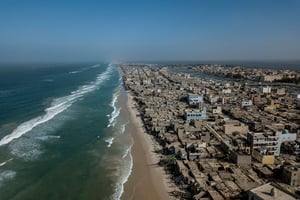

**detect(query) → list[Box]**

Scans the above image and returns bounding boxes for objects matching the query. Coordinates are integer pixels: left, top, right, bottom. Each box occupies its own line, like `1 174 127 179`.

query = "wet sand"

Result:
121 92 172 200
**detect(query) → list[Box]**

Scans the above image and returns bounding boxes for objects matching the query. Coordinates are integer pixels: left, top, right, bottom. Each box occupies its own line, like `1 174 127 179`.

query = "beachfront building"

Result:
185 108 206 121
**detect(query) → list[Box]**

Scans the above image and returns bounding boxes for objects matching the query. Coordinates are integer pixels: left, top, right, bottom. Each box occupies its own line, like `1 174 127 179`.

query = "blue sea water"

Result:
0 63 132 200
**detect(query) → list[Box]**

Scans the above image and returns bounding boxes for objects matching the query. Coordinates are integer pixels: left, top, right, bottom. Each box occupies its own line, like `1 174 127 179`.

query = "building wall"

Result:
252 150 275 164
282 166 299 186
229 151 251 167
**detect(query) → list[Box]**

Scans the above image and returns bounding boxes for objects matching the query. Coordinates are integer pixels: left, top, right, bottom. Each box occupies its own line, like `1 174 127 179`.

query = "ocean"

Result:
0 63 133 200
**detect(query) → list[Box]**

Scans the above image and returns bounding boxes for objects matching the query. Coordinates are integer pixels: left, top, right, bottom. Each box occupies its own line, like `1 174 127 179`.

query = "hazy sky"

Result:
0 0 299 62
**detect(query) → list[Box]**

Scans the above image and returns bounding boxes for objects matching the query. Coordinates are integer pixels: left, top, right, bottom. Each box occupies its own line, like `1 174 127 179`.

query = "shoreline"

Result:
120 91 172 200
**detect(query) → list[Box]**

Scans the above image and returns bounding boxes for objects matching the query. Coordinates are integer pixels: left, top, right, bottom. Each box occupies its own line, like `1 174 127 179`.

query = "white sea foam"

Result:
107 85 122 128
119 123 128 135
105 137 115 148
0 158 13 167
88 64 100 69
10 138 43 161
0 64 113 147
69 64 100 74
122 144 133 159
113 145 133 200
0 170 16 187
69 70 80 74
35 135 61 141
107 108 121 128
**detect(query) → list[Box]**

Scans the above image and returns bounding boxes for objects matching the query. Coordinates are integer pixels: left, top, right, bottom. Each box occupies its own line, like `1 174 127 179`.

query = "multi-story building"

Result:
247 130 297 156
185 107 206 121
282 165 300 186
188 94 204 105
241 100 253 107
262 86 272 94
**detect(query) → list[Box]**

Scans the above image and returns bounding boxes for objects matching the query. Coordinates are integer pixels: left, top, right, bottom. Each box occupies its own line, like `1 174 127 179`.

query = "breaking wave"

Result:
69 64 100 74
0 158 13 167
69 70 80 74
113 144 133 200
105 137 115 148
119 123 128 135
107 85 122 128
0 64 113 146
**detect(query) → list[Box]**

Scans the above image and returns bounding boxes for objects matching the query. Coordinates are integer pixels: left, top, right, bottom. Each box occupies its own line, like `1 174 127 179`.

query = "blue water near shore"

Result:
0 63 132 200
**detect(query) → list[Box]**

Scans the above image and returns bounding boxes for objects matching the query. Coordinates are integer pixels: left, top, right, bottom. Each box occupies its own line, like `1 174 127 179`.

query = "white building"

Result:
188 94 204 105
212 106 222 114
222 88 232 94
248 130 297 156
241 100 253 107
262 86 272 94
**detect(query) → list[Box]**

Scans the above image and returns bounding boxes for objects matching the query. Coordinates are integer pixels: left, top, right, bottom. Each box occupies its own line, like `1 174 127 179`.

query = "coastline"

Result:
120 91 172 200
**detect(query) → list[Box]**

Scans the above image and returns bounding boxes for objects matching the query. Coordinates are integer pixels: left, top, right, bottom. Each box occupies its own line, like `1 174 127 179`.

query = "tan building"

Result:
261 74 283 82
223 121 248 135
248 182 297 200
282 165 300 186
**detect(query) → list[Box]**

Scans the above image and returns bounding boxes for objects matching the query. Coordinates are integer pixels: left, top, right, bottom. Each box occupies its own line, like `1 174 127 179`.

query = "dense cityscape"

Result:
120 63 300 200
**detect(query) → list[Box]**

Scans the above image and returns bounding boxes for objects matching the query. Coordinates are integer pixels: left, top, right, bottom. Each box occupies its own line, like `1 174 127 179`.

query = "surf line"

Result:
0 64 113 146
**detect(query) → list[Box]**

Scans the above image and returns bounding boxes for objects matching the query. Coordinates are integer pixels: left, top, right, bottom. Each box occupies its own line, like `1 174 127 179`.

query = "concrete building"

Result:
261 74 283 82
188 94 204 105
282 165 300 186
276 88 285 95
222 88 231 94
252 150 275 165
212 106 222 114
262 86 272 94
185 108 206 121
247 130 297 156
248 182 297 200
251 94 261 105
229 151 252 167
223 121 249 135
241 100 253 107
206 95 219 104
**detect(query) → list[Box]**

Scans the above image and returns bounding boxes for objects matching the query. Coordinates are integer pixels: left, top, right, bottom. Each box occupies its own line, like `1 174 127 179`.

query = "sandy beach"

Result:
121 91 173 200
